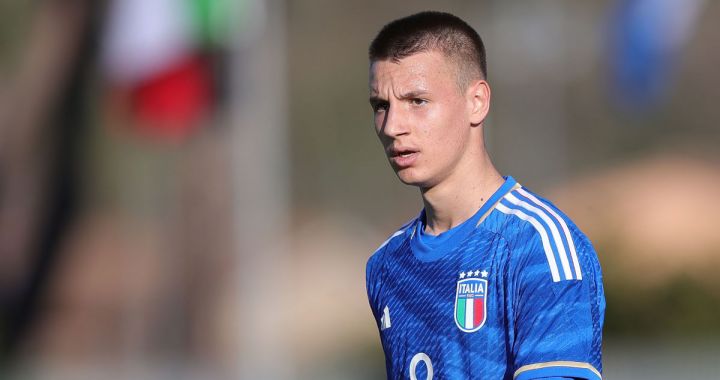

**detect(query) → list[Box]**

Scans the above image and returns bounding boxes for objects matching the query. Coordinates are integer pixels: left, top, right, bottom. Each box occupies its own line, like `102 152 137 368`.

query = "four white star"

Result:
458 269 490 278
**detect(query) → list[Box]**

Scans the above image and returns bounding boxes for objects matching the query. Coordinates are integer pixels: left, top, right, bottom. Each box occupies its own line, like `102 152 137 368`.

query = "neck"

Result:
420 148 503 235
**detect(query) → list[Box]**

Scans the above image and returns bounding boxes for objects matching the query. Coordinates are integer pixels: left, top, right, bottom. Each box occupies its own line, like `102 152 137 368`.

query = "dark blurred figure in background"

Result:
0 0 237 373
0 0 103 357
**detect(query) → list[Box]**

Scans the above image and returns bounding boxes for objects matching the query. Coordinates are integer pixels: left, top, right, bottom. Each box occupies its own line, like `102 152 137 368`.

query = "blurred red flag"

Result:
101 0 217 141
131 55 211 140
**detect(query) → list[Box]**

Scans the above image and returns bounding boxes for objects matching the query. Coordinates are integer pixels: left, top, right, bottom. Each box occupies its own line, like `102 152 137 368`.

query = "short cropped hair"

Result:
369 11 487 89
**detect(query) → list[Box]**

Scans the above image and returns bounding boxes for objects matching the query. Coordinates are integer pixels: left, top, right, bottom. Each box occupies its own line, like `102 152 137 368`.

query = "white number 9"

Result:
409 352 433 380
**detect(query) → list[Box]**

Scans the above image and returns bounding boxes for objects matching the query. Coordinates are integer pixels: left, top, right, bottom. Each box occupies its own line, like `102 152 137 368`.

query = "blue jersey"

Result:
366 176 605 380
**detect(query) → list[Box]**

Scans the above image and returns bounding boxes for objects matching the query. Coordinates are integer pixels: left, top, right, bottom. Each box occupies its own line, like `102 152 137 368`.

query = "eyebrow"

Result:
398 90 428 99
368 90 429 104
368 95 386 105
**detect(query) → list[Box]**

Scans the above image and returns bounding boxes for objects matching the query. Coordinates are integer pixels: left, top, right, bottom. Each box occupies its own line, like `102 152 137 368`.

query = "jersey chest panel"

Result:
377 230 514 379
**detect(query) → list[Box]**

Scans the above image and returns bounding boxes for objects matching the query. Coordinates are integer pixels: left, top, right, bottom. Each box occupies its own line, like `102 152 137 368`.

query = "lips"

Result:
387 145 419 168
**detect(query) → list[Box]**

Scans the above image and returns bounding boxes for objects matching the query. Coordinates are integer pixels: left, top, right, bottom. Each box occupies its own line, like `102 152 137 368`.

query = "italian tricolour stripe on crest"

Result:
454 278 487 332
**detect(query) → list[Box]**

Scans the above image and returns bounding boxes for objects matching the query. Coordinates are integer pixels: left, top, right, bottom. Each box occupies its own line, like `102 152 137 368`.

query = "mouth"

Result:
388 146 419 168
388 146 417 157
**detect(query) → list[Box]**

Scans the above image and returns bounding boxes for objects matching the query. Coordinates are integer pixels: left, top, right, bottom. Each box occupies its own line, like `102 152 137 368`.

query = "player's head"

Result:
368 12 492 189
369 11 487 91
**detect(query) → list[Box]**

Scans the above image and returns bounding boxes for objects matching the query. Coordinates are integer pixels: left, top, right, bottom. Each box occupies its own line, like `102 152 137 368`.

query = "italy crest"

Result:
454 271 488 332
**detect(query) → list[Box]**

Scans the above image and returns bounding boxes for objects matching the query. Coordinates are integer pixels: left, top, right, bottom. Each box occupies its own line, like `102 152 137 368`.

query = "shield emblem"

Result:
454 277 487 332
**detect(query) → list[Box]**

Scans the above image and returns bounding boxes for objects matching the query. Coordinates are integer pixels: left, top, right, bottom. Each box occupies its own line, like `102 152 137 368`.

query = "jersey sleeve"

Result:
510 231 605 380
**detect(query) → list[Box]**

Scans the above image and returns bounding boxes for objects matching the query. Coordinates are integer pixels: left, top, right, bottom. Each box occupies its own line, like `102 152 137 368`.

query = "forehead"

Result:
369 51 457 95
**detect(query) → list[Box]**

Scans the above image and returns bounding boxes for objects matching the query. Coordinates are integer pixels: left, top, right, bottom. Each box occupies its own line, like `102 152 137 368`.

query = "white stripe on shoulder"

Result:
516 188 582 280
505 192 574 280
375 228 407 252
496 202 561 282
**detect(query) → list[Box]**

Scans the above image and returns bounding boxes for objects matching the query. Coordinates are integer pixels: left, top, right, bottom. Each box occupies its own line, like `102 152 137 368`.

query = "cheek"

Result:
422 105 466 146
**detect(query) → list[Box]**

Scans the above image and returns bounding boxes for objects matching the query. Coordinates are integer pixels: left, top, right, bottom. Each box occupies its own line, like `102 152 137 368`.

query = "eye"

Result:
372 101 389 113
410 98 427 106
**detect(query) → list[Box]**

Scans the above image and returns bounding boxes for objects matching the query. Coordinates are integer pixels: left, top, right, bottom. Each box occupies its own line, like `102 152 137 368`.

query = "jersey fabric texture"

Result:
366 176 605 380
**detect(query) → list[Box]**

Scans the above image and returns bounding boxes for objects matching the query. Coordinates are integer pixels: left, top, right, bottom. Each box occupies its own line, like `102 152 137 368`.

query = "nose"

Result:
379 103 409 139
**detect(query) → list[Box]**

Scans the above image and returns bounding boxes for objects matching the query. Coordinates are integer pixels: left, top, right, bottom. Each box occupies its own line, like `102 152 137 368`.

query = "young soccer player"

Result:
366 11 605 380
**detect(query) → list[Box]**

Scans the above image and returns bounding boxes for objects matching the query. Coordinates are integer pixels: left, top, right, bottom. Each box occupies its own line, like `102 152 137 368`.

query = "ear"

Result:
467 79 491 126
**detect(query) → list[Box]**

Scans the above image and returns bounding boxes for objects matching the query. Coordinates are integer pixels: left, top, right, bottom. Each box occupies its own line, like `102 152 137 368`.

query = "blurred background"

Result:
1 0 719 379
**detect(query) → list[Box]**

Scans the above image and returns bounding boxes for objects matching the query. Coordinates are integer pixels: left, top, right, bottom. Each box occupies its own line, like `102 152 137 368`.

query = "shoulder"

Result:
492 186 596 283
367 216 416 273
366 216 417 307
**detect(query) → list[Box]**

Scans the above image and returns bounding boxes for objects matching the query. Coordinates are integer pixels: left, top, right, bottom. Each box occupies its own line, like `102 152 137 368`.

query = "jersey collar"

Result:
409 176 518 262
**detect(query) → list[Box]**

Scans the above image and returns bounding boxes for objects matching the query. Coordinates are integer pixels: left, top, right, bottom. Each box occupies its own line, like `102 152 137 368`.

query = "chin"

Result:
394 168 431 188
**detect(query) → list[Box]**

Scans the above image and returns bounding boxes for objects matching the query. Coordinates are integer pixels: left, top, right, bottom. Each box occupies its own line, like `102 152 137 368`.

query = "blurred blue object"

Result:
609 0 705 111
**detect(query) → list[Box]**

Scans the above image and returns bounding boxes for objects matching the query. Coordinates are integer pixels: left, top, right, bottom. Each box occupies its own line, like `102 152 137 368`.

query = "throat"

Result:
421 176 503 234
